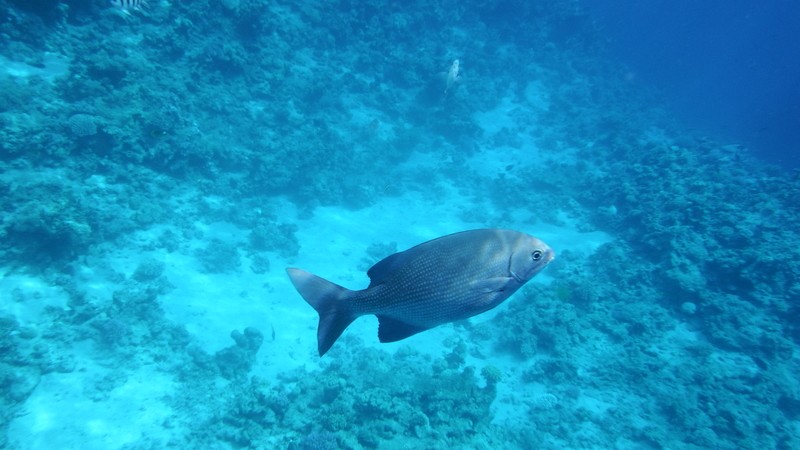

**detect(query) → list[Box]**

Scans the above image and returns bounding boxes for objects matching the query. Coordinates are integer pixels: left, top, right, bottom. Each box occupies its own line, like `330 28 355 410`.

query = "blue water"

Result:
1 1 798 449
583 0 800 168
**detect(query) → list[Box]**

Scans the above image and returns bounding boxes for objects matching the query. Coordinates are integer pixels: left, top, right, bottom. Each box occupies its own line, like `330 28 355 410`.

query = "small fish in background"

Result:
444 59 461 95
287 229 555 356
109 0 148 17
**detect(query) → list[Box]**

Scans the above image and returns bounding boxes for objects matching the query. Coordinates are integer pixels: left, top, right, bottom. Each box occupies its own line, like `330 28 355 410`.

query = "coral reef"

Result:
0 0 798 449
208 346 497 449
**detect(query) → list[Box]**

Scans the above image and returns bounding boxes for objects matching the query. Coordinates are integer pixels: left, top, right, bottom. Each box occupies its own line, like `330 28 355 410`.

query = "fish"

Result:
286 229 555 356
444 59 461 94
109 0 147 16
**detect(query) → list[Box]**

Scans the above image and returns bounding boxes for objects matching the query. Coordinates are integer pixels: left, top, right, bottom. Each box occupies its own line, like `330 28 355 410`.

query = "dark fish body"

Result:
287 229 555 356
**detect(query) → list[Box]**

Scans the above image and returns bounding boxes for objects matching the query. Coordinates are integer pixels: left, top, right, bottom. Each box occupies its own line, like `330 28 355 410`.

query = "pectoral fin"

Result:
469 277 513 293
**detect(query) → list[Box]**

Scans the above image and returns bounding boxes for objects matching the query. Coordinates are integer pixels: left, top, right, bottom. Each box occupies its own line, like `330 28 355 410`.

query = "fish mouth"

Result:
510 269 525 283
540 249 556 270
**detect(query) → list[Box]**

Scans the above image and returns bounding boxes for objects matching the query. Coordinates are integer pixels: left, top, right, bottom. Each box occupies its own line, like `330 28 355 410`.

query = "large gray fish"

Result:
286 229 555 356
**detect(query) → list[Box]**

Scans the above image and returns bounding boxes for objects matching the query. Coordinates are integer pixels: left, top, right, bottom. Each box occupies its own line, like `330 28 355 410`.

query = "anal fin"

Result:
377 316 430 343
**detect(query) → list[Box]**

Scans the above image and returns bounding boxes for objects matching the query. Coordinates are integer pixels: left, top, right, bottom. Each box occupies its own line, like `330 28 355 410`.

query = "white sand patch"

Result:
464 142 540 176
0 52 70 83
0 274 69 324
474 94 526 135
468 91 552 177
8 342 174 450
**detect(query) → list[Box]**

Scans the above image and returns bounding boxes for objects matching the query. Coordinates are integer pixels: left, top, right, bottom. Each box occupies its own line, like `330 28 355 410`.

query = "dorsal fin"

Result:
366 233 459 287
366 250 413 288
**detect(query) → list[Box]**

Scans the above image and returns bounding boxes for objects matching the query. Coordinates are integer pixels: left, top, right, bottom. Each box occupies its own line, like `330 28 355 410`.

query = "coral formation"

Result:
195 239 242 273
66 113 98 137
215 327 264 380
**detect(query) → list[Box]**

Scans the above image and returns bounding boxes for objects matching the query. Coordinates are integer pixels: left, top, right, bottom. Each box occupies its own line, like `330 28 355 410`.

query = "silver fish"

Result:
287 229 555 356
445 59 460 94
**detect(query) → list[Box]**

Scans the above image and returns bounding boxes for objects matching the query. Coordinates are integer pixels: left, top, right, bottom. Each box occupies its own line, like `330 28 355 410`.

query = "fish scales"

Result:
287 229 554 356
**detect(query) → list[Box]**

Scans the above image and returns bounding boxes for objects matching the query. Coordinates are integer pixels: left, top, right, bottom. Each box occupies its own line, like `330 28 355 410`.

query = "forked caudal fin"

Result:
286 268 357 356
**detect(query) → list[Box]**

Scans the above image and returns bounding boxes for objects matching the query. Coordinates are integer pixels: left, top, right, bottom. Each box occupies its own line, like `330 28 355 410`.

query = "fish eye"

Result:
531 250 543 261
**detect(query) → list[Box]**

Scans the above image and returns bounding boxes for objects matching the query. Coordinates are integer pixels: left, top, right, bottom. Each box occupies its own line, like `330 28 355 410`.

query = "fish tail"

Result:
286 268 357 356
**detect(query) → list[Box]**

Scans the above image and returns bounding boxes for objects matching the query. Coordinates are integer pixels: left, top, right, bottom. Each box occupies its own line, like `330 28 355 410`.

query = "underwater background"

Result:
1 1 798 449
